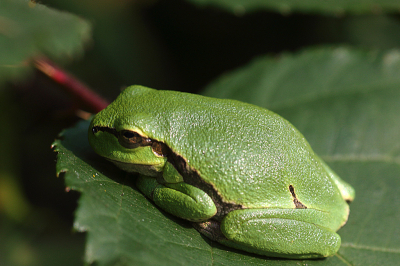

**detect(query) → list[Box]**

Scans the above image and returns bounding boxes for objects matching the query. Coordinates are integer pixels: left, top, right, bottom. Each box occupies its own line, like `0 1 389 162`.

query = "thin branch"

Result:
35 58 109 113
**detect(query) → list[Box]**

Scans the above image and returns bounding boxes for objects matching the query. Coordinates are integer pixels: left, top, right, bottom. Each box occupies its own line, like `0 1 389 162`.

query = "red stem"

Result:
35 58 109 113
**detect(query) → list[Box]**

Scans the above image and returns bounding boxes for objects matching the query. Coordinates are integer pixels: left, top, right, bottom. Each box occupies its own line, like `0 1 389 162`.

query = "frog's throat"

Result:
167 151 243 221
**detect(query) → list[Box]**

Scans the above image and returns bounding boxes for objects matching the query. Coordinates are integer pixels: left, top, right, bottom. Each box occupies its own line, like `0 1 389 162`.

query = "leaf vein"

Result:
335 252 353 266
341 243 400 254
322 154 400 166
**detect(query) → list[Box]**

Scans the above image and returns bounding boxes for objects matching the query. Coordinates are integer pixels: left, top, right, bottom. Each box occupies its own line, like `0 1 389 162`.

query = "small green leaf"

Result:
54 47 400 265
0 0 91 86
186 0 400 15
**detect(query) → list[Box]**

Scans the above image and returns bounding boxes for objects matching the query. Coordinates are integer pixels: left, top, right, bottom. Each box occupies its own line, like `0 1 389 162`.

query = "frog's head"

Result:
88 86 168 176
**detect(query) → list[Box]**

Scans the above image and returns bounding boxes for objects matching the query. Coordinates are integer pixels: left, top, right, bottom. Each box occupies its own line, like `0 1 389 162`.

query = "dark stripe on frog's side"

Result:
289 185 307 209
167 149 243 221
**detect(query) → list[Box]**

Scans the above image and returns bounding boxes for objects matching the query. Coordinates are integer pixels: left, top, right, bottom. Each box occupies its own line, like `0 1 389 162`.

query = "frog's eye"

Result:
118 130 146 149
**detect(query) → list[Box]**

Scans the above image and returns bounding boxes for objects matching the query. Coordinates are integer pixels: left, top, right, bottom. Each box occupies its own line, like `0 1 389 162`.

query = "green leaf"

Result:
0 0 91 86
54 47 400 265
186 0 400 15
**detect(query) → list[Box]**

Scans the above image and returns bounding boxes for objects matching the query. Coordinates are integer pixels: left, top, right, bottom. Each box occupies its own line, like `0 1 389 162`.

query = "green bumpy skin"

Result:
88 85 355 259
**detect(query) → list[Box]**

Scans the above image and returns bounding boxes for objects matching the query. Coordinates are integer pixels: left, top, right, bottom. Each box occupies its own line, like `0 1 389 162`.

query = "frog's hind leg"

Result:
210 208 341 259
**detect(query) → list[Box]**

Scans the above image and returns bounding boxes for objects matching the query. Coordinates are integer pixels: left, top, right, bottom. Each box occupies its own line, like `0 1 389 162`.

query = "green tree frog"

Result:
88 85 355 259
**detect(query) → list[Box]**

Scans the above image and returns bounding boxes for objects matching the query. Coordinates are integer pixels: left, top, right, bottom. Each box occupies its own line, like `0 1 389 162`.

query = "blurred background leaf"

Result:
2 0 400 265
0 0 91 86
186 0 400 15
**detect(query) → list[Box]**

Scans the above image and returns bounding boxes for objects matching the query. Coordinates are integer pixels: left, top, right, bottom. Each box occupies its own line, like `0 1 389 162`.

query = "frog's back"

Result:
121 86 347 222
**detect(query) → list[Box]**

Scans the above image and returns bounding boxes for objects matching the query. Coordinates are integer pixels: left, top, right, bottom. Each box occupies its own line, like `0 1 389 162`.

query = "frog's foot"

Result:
195 208 341 259
193 219 226 242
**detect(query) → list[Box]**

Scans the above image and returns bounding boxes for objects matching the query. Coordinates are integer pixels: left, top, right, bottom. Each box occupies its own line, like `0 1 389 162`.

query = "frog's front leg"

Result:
136 173 217 222
196 208 341 259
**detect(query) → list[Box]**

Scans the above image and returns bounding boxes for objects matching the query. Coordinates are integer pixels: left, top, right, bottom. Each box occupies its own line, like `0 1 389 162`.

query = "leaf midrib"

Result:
322 154 400 166
341 242 400 254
